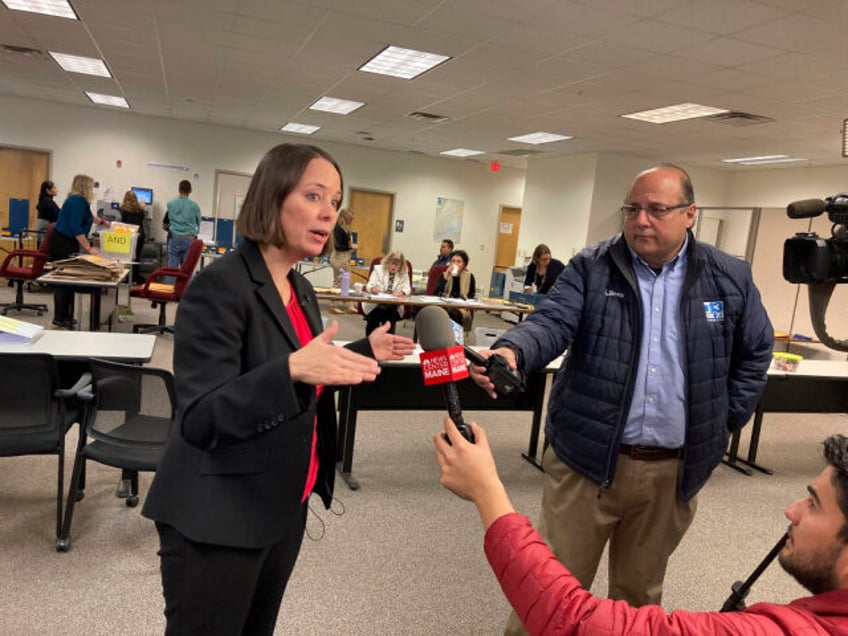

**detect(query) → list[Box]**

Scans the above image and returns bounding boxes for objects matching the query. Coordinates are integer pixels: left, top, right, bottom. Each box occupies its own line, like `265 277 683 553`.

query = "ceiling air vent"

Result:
704 111 774 126
495 148 547 157
407 111 451 124
1 44 45 58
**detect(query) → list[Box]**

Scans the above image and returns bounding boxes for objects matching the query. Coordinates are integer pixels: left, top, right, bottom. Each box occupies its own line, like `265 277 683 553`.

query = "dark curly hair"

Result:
824 434 848 542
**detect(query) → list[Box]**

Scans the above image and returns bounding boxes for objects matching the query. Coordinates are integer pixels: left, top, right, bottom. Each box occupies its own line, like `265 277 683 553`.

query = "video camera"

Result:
783 195 848 284
783 194 848 351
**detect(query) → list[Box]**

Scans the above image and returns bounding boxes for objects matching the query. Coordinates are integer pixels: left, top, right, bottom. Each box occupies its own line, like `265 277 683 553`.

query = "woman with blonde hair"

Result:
48 174 110 329
362 250 411 335
329 207 358 313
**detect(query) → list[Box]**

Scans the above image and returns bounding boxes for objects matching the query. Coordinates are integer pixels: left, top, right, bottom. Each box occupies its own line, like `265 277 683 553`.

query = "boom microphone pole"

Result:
719 532 789 612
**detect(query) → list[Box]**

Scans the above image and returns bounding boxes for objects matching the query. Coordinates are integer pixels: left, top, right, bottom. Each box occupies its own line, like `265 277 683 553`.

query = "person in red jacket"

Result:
434 419 848 635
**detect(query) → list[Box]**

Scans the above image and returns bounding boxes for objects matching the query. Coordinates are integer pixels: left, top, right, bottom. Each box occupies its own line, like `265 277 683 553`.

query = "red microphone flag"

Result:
419 345 468 386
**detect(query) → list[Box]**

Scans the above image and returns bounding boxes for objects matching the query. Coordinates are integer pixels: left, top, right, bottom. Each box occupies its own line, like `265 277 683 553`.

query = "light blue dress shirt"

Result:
622 237 689 449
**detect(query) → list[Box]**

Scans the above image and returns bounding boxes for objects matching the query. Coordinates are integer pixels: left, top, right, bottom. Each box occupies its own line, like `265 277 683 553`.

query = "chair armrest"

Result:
55 372 93 400
139 268 184 290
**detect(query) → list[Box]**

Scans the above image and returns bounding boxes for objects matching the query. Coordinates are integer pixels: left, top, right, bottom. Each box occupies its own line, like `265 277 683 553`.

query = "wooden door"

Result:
0 147 49 230
495 206 521 269
347 189 394 263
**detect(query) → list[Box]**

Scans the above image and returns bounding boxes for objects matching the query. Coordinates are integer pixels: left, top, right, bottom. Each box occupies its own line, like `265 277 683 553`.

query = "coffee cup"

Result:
451 265 459 276
353 282 364 293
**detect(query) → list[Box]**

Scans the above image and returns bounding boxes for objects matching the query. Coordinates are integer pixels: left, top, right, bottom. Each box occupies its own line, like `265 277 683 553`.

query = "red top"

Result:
285 292 322 502
484 512 848 635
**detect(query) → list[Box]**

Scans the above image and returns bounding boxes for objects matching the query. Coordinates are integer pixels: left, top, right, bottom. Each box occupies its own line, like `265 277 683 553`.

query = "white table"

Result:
724 358 848 475
0 330 156 363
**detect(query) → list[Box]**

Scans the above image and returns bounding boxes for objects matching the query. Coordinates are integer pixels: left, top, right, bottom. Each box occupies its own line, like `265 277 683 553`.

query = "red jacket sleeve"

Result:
483 513 841 635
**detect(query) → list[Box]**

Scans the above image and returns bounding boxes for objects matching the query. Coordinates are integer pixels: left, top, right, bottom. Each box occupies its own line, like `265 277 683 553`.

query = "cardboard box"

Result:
474 327 505 348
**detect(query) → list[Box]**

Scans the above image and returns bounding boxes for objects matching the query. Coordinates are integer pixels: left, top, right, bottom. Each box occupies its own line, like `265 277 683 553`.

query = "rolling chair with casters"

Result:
0 223 54 316
57 358 176 551
0 353 87 551
129 238 202 335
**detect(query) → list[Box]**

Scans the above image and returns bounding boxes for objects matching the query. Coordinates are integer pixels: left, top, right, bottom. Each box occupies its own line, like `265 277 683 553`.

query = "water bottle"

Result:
340 269 350 297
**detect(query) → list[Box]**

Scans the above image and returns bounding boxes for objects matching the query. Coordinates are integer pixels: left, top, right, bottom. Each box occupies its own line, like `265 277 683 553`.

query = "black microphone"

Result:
415 306 475 442
787 198 826 219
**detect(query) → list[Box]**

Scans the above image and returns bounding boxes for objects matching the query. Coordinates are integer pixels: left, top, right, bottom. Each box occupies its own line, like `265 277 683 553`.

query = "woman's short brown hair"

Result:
237 144 343 253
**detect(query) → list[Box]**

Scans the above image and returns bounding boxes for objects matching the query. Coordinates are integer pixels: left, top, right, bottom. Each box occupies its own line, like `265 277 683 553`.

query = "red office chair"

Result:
0 223 54 316
358 256 414 319
129 239 203 335
425 264 448 295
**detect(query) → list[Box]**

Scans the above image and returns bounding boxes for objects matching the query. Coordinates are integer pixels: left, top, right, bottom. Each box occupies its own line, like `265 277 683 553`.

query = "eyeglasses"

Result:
620 203 691 219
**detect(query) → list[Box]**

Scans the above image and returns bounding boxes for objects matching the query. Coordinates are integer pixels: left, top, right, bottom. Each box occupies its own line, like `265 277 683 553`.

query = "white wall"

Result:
728 164 848 207
519 153 597 263
0 95 525 279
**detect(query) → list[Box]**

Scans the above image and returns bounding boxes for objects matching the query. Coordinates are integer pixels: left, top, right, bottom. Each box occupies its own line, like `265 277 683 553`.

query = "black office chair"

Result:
58 358 175 551
0 353 86 550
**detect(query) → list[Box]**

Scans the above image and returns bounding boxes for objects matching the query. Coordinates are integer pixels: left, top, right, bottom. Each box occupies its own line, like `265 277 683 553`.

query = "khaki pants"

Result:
504 446 697 635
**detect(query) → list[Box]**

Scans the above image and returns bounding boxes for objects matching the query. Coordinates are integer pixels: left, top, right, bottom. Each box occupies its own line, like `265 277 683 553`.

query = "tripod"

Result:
720 532 789 612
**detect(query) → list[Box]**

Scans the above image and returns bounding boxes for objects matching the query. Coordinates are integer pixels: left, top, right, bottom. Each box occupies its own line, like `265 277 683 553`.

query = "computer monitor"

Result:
131 186 153 205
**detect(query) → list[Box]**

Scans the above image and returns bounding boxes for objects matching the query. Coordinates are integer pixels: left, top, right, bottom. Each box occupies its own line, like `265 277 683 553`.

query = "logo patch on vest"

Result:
604 289 624 299
703 301 724 322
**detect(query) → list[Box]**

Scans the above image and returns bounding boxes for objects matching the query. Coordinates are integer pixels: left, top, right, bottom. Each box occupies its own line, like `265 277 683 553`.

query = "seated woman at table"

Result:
523 243 565 295
434 249 476 331
362 250 411 336
48 174 111 330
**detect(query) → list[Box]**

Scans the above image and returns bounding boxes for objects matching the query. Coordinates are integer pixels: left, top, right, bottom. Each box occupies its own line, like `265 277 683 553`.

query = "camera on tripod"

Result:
783 194 848 351
784 194 848 284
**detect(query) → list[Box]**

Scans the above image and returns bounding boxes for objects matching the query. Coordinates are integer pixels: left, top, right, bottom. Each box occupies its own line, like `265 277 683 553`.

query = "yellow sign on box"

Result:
101 231 133 254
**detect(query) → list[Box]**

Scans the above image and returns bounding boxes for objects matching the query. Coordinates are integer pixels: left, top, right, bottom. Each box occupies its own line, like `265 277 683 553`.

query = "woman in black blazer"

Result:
142 144 415 635
523 243 566 295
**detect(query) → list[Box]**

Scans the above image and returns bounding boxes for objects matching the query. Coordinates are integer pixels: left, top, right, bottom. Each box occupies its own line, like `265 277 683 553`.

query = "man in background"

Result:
471 163 773 634
432 238 453 267
166 179 201 270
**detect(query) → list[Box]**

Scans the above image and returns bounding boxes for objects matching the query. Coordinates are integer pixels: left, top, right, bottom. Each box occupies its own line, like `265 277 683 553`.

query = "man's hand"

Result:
434 417 514 530
289 321 381 385
468 347 517 399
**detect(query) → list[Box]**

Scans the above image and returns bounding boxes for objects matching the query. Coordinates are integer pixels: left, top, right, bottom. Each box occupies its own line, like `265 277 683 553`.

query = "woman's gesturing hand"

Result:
289 321 381 386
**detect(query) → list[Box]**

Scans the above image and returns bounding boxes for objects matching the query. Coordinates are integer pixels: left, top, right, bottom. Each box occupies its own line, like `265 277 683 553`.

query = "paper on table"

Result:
409 295 443 304
0 315 44 343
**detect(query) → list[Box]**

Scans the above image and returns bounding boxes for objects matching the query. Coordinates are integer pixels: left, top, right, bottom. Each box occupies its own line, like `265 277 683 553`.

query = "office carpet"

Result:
0 282 842 634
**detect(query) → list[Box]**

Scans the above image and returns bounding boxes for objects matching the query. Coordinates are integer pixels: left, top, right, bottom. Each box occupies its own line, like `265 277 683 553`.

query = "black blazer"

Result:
523 258 566 295
142 240 373 548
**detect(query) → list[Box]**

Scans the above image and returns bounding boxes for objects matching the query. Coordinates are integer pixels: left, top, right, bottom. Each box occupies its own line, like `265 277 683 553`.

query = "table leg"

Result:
722 429 753 476
89 289 101 331
336 387 360 490
522 377 546 471
735 410 773 475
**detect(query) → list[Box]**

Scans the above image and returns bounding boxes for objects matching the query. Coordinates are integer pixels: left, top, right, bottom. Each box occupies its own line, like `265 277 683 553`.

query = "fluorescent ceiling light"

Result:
85 92 128 108
722 154 806 166
622 102 729 124
440 148 484 157
309 96 364 115
49 51 111 77
1 0 77 19
359 45 450 80
508 132 573 145
280 123 320 135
